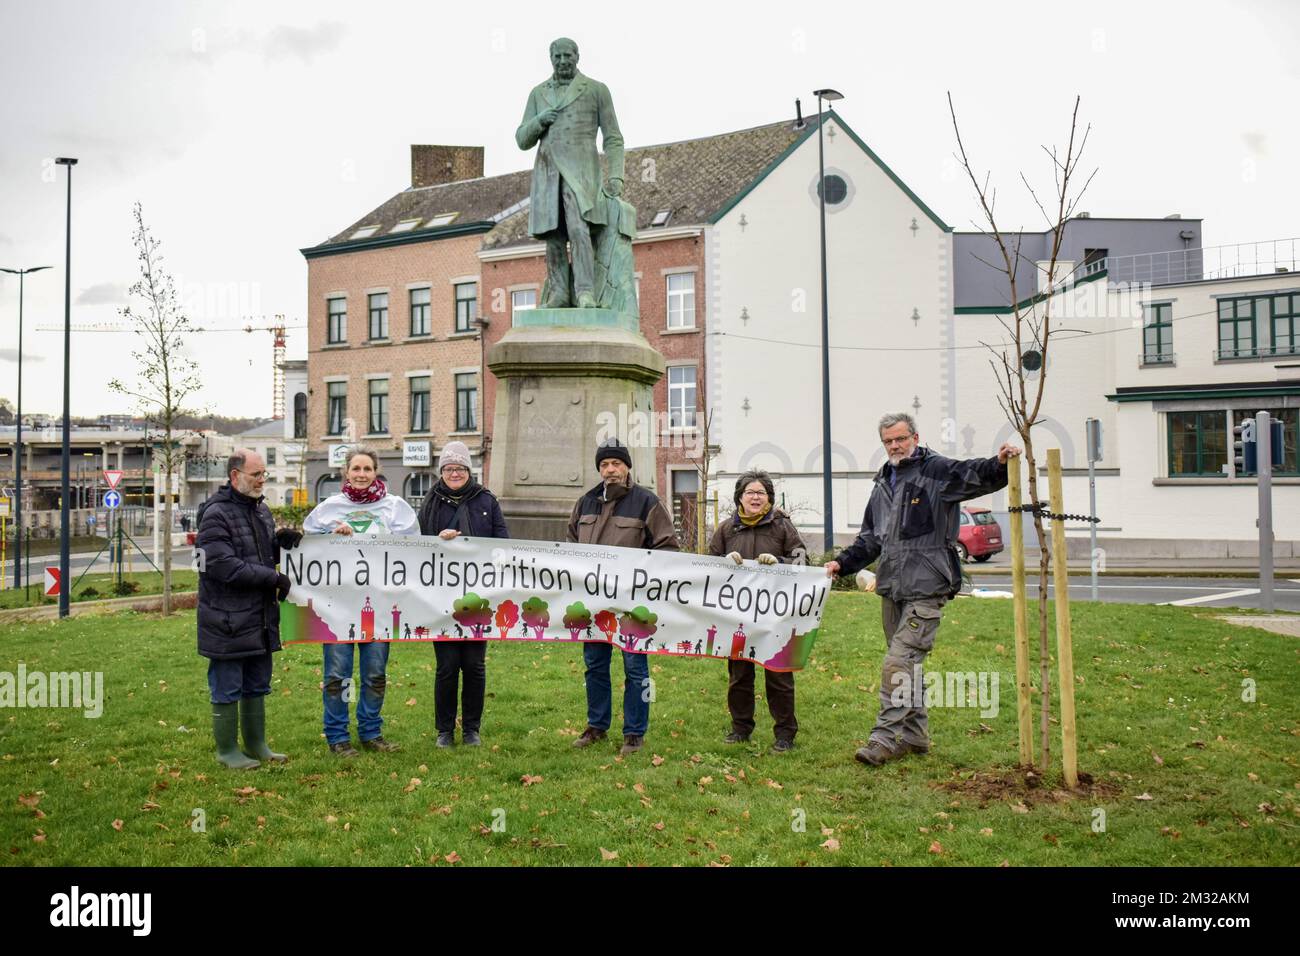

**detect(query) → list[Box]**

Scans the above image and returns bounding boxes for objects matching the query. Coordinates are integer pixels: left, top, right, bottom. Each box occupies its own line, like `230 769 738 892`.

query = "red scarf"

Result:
342 478 386 504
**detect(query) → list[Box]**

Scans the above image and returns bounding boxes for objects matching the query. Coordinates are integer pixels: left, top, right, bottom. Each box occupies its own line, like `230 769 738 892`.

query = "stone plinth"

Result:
487 309 665 541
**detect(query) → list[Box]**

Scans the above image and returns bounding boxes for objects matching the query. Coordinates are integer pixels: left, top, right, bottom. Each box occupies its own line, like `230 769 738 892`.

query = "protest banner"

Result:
280 534 829 671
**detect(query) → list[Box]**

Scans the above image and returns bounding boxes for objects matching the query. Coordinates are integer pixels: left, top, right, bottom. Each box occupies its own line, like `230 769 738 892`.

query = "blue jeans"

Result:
207 653 273 704
582 643 650 737
323 642 390 745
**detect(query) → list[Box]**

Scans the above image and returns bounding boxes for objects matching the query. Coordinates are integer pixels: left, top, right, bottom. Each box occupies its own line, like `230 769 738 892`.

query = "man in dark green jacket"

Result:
825 413 1020 766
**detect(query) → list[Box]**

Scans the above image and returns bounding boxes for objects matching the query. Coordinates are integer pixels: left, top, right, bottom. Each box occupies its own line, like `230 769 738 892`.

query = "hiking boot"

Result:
723 731 751 744
213 702 260 770
572 726 607 749
854 741 909 766
328 741 359 758
436 732 455 749
620 735 644 756
462 730 482 747
239 696 287 763
360 736 401 753
771 737 796 754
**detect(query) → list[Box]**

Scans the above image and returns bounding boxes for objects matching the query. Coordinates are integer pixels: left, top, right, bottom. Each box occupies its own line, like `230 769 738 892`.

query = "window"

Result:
1270 294 1299 356
972 512 998 525
455 373 478 432
405 472 433 505
293 392 307 439
389 219 421 233
409 287 431 337
368 292 389 340
349 225 379 240
1083 248 1109 274
818 174 848 204
666 273 695 329
327 298 346 344
368 378 389 435
265 447 276 466
1142 303 1174 364
1217 298 1255 358
429 213 457 227
326 382 347 436
409 376 431 433
511 289 537 325
671 469 699 496
668 366 697 429
455 282 478 333
1167 411 1227 477
1232 407 1299 476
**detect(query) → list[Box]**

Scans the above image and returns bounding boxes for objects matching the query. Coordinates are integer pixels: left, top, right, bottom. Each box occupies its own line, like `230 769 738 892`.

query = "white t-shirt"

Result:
303 493 419 537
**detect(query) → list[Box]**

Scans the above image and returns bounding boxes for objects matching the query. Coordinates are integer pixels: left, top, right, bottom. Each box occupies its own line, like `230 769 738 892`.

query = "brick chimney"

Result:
411 145 484 188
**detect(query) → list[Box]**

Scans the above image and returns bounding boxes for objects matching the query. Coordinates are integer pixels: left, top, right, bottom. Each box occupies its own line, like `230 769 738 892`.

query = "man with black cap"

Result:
567 438 679 754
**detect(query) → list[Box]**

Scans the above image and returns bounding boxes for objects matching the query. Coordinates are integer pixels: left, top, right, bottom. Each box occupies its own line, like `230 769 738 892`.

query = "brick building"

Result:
301 121 806 535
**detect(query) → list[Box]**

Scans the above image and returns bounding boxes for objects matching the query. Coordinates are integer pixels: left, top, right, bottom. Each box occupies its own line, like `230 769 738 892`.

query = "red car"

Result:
957 507 1003 562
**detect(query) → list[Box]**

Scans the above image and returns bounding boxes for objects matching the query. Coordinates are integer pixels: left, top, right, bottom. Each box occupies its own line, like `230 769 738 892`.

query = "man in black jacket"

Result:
825 413 1020 767
196 449 301 769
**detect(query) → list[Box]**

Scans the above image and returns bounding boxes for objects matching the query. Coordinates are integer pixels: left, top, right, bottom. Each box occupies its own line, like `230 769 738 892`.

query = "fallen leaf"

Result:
1257 802 1276 814
652 821 665 832
343 822 351 831
140 801 161 811
111 819 124 831
600 847 619 861
820 826 835 836
698 776 713 786
633 782 646 794
1010 802 1029 814
1134 793 1154 801
820 838 840 852
17 793 41 809
995 644 1005 653
444 851 461 864
1043 833 1058 845
1160 826 1181 838
765 779 784 790
651 754 665 767
325 814 339 823
928 840 943 854
1152 752 1164 766
723 774 737 784
1247 772 1259 782
520 774 543 787
234 786 257 797
405 698 417 707
33 830 46 843
980 828 993 836
403 778 421 794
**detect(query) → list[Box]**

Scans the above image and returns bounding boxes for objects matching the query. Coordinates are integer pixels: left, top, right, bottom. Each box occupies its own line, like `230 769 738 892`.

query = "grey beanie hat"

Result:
438 440 472 473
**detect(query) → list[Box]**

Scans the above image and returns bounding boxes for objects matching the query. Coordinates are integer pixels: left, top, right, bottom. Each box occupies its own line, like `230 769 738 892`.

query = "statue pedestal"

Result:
487 308 665 542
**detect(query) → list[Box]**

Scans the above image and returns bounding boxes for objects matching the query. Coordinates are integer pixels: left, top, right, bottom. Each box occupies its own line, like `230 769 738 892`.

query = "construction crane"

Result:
37 315 304 419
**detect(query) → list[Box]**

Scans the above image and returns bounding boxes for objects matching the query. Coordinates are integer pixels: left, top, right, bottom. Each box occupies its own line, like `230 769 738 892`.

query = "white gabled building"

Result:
706 109 958 544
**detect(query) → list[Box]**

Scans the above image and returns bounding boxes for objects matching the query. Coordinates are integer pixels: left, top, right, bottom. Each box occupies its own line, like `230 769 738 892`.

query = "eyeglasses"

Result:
442 467 470 476
881 436 913 447
742 490 767 497
238 469 267 480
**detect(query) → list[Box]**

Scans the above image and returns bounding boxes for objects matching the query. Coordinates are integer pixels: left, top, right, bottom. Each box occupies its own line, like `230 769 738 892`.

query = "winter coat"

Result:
708 507 807 563
417 482 510 539
834 446 1008 602
195 483 283 660
304 491 419 537
566 477 680 551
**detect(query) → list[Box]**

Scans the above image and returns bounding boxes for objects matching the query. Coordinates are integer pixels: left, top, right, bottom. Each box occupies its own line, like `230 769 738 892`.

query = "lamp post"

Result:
813 89 843 552
0 265 51 590
55 157 77 618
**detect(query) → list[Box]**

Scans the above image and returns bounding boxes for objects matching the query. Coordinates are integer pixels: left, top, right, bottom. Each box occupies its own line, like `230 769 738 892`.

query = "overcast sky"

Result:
1 0 1296 420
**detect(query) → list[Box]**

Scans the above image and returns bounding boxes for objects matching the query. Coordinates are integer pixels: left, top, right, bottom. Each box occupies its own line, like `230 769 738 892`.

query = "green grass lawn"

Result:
1 593 1296 866
0 571 197 611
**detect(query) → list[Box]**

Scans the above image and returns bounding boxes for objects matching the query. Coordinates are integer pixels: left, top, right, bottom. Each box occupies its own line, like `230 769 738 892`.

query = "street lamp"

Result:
0 264 51 589
813 88 843 552
55 156 77 619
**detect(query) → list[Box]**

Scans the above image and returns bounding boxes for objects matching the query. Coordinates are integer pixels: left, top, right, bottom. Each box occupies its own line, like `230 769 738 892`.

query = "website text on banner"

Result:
279 534 829 672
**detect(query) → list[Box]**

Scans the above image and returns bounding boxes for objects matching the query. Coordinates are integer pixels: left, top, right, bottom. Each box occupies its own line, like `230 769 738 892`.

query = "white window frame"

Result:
665 271 696 330
667 364 698 430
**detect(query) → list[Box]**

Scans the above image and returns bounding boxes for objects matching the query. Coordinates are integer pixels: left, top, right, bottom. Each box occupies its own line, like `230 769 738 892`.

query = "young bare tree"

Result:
110 202 201 615
948 94 1097 771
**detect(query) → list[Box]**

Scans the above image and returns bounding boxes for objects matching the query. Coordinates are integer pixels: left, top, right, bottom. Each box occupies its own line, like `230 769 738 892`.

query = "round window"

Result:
819 174 848 204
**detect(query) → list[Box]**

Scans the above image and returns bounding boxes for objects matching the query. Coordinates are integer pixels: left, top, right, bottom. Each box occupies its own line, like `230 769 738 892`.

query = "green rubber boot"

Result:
239 695 287 763
213 702 260 769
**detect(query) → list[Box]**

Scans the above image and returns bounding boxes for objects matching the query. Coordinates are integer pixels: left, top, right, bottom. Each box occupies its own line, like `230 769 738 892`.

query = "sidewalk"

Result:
964 555 1300 578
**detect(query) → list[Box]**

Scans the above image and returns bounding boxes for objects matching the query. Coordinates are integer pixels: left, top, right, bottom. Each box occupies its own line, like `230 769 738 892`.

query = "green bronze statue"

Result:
517 37 636 314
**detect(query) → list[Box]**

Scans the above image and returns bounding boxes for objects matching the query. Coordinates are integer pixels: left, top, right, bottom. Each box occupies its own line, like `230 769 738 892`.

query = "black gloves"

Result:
275 573 292 602
274 528 303 550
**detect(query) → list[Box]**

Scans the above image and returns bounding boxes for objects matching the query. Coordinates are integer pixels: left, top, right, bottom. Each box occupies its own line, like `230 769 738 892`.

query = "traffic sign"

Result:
103 469 123 490
44 566 61 596
0 498 10 518
103 490 122 509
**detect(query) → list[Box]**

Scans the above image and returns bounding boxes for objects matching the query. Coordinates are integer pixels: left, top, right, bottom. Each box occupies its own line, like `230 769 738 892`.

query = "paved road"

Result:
966 574 1300 612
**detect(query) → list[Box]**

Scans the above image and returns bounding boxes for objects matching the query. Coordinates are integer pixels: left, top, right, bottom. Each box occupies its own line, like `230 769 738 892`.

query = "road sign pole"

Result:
1257 410 1274 613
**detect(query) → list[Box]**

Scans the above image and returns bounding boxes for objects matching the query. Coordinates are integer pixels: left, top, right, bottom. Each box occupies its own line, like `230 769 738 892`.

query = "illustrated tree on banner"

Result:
594 609 617 643
452 593 493 639
618 606 658 650
563 602 593 640
495 599 520 639
521 597 550 639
